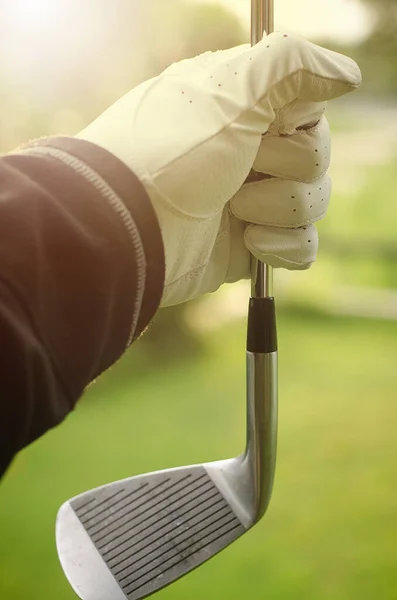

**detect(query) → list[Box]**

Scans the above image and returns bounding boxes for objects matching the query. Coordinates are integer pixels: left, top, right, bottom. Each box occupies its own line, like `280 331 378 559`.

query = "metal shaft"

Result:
251 0 274 45
246 0 278 521
250 0 274 298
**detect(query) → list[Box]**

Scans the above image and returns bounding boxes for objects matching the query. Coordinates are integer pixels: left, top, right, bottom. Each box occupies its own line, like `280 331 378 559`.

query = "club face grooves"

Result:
70 466 246 599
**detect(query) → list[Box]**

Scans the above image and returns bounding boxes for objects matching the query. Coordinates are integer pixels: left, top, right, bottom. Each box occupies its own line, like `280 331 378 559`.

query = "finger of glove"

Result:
255 33 361 103
268 100 328 135
252 116 331 182
245 223 318 270
268 99 327 135
231 171 331 228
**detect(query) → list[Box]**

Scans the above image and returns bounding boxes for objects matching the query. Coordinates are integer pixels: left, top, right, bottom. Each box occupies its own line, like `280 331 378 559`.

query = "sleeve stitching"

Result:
21 146 146 346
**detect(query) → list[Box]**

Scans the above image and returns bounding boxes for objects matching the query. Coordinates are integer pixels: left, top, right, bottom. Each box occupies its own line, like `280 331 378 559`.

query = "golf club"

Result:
55 2 278 599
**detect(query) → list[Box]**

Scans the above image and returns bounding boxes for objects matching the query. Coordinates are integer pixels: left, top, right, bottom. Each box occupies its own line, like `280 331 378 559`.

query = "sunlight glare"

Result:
6 0 65 30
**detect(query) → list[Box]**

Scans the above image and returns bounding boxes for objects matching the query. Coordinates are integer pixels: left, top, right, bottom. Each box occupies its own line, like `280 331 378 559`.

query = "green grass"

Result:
321 156 397 245
319 155 397 287
1 309 396 600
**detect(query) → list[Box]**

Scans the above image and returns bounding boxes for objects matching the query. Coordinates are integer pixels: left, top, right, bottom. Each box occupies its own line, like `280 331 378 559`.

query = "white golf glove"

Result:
78 32 361 307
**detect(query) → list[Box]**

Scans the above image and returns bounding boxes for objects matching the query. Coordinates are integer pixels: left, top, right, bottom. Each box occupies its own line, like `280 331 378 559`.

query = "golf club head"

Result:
56 347 277 600
56 458 259 600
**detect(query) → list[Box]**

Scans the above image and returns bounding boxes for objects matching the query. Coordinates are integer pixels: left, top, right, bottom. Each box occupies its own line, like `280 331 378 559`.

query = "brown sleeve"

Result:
0 137 165 476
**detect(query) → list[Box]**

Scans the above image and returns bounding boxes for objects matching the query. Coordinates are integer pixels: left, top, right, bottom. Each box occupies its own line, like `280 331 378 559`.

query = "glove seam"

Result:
273 102 325 135
164 221 230 291
163 264 206 293
146 175 225 222
241 171 328 186
231 210 326 228
246 170 327 182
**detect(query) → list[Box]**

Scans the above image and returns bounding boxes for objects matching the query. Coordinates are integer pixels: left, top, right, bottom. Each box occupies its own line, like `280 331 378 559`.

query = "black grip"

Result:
247 297 277 354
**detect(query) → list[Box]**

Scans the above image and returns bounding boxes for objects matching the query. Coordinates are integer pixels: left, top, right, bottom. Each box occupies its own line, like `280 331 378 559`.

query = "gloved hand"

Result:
78 32 361 307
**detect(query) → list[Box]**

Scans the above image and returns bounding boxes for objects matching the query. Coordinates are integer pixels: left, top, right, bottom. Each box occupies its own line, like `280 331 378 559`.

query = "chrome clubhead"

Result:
56 463 247 600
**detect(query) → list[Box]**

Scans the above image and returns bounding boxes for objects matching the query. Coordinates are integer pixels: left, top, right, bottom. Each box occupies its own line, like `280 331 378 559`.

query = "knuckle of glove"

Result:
244 223 319 270
254 116 332 181
230 174 331 229
268 101 328 136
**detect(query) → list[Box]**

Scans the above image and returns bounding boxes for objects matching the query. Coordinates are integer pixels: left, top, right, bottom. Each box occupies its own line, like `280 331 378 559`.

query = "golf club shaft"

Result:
246 0 278 520
250 0 274 298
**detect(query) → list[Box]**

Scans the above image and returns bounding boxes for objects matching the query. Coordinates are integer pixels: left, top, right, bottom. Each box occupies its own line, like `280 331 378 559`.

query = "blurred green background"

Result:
0 1 396 599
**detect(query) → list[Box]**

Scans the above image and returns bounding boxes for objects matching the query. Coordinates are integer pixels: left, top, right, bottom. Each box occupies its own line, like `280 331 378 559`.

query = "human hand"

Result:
78 32 361 306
